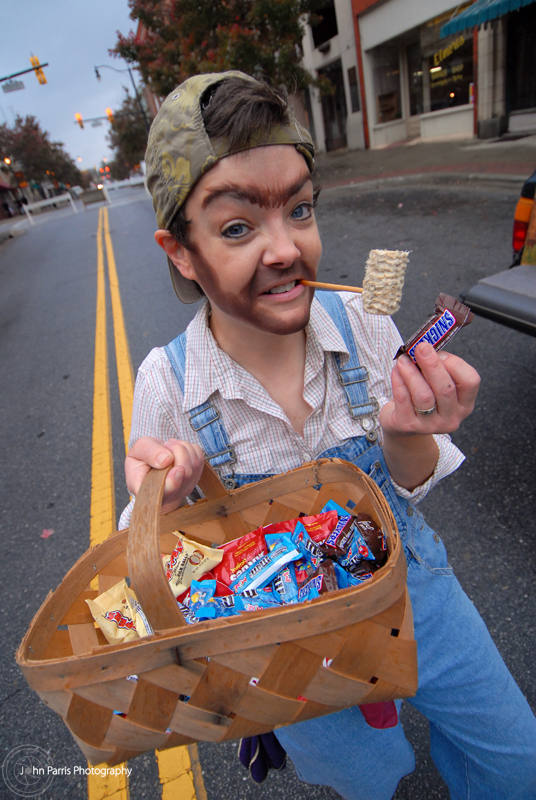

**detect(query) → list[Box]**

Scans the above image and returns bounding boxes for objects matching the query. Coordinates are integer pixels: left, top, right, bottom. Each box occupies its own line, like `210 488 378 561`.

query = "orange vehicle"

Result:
512 170 536 266
462 169 536 335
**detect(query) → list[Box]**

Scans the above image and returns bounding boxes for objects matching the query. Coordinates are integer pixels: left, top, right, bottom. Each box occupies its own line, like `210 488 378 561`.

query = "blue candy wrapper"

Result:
321 499 375 563
189 579 217 620
230 536 300 593
236 588 282 612
347 568 375 583
321 499 349 517
333 562 348 589
177 601 200 625
291 522 325 569
297 575 323 602
213 594 241 617
265 533 286 552
271 564 299 604
338 526 375 569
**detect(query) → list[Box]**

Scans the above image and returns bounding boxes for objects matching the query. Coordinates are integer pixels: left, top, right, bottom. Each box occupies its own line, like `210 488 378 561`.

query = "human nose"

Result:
261 220 301 268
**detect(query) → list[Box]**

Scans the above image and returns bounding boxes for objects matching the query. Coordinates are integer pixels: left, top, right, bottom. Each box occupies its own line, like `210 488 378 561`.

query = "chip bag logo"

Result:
189 549 204 566
104 609 135 630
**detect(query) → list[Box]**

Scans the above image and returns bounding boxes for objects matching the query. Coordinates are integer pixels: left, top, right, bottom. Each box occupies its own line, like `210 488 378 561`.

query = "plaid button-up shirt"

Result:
119 293 463 529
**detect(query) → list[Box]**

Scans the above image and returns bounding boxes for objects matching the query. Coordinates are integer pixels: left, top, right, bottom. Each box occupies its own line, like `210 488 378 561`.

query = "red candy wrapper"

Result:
263 510 338 544
213 529 267 587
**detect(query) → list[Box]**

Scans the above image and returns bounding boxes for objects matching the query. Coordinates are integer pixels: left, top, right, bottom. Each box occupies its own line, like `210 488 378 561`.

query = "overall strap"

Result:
315 291 379 442
164 333 238 476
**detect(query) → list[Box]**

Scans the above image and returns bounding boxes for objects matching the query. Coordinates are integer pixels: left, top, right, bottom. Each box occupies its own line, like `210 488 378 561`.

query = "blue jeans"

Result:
266 441 536 800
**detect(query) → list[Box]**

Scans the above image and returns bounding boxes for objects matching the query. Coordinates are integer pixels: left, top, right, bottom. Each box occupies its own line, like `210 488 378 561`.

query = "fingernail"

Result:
398 354 411 366
156 453 169 467
438 352 449 361
418 342 434 357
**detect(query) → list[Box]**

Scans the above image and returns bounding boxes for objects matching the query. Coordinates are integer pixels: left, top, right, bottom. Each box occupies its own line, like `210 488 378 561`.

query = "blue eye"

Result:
291 203 313 220
222 222 248 238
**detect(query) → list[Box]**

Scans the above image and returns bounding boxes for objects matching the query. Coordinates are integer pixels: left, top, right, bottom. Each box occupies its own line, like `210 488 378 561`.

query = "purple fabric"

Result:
239 732 287 784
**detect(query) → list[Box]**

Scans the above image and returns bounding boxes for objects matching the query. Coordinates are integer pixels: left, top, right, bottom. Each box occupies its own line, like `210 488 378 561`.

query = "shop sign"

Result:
433 34 465 66
2 80 25 94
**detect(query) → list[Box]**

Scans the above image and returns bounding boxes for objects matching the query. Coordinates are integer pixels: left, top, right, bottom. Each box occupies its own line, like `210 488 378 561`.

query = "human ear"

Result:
154 230 197 281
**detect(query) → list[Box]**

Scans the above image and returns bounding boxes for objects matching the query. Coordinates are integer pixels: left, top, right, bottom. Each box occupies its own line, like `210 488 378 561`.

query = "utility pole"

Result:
94 62 150 134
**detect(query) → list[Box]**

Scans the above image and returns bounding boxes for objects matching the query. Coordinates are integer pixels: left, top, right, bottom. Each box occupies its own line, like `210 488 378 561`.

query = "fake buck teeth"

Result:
268 281 296 294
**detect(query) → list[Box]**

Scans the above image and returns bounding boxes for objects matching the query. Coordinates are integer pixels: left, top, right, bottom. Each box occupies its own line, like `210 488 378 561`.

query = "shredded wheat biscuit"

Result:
362 250 409 315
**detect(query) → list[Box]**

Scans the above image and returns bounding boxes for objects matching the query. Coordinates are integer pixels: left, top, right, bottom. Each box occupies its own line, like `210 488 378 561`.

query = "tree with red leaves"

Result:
0 116 83 186
112 0 327 99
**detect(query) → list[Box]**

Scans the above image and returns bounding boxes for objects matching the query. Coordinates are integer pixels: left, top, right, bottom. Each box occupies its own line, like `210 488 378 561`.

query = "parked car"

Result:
461 170 536 336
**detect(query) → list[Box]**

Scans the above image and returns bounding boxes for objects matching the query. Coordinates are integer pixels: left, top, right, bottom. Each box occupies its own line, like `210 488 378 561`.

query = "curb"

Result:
322 171 526 193
0 220 28 243
0 227 28 244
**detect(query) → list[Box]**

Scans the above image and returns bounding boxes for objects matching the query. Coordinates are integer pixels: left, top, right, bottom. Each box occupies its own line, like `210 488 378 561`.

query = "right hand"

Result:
125 437 205 514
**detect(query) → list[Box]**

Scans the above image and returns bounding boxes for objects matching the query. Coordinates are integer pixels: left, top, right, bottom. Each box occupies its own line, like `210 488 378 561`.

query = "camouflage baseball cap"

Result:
145 71 315 303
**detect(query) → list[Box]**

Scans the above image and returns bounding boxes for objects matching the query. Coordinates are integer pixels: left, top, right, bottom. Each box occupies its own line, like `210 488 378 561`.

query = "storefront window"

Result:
372 44 401 124
318 60 348 150
506 3 536 112
420 11 473 111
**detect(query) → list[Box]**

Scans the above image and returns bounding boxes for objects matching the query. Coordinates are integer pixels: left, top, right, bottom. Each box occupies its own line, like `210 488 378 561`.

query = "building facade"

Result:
301 0 366 151
302 0 536 151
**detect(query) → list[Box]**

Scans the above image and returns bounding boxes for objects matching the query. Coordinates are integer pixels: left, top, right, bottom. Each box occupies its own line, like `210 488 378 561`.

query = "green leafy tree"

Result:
106 89 149 177
112 0 329 98
0 116 83 186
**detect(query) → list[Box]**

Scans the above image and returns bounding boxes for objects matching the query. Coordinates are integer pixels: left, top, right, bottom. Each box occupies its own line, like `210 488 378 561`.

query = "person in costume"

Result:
119 72 536 800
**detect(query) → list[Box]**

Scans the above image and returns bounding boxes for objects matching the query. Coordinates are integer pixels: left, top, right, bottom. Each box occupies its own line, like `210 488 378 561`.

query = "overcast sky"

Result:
1 0 140 173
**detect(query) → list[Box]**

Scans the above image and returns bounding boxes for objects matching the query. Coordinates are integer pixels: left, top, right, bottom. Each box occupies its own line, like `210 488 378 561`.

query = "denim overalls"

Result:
165 292 536 800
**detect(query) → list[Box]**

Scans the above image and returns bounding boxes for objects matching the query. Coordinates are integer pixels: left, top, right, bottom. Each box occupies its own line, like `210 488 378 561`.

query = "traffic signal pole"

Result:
94 63 150 134
0 63 49 84
73 110 145 128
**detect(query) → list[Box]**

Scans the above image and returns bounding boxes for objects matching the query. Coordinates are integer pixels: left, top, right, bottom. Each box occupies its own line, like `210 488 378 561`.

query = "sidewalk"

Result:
0 214 27 244
314 133 536 191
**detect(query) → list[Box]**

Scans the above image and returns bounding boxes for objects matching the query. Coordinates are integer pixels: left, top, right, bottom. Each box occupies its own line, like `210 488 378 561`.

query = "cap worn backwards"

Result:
145 71 315 303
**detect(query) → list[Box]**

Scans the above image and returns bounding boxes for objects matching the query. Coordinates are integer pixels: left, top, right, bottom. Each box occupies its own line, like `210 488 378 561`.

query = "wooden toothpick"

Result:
300 280 363 294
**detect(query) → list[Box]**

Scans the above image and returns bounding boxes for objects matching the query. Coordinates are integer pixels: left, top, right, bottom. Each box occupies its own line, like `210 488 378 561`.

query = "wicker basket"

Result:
17 459 417 767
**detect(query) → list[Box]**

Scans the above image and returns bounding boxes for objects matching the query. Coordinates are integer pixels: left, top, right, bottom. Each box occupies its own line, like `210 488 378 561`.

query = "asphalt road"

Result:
0 182 534 800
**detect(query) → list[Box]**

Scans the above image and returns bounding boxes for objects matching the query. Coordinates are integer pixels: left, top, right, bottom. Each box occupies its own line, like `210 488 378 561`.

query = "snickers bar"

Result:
395 293 473 364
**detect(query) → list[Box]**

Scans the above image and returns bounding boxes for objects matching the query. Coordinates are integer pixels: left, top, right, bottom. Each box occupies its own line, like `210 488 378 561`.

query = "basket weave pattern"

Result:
17 459 417 766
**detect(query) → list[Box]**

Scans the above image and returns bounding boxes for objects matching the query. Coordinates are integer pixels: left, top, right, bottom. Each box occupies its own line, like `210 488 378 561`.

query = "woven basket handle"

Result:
127 462 230 632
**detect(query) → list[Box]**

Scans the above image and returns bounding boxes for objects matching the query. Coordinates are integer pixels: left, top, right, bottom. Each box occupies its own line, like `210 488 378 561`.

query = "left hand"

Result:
379 341 481 437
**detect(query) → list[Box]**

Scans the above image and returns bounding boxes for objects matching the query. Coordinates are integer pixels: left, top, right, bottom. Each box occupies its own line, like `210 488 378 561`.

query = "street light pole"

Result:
94 62 151 134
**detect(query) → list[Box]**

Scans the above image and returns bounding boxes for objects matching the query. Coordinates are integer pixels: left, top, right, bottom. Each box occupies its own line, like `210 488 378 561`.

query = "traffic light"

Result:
29 55 47 85
75 113 84 129
105 108 115 125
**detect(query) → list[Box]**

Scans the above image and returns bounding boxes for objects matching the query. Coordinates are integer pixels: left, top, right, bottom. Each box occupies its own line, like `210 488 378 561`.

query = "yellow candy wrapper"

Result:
162 532 223 598
86 579 153 645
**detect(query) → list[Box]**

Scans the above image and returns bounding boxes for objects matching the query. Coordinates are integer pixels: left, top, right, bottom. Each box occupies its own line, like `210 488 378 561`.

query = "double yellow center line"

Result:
88 206 206 800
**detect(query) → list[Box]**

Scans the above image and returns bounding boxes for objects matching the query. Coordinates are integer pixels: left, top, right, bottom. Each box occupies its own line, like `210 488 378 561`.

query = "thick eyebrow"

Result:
201 173 312 210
